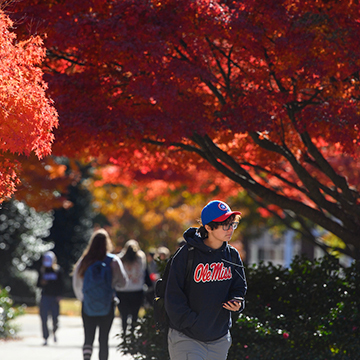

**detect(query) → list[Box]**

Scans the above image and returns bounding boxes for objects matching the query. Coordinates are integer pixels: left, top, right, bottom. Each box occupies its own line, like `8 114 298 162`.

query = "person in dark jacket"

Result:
37 251 65 345
165 200 247 360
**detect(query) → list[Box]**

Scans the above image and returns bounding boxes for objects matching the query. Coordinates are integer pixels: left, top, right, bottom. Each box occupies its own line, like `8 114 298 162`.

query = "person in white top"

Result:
116 239 147 336
72 228 128 360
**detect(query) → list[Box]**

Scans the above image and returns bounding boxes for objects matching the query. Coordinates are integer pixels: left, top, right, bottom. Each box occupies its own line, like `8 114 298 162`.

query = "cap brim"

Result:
212 211 241 222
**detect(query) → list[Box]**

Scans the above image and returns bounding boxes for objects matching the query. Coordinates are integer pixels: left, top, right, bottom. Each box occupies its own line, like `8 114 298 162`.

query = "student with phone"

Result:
165 200 247 360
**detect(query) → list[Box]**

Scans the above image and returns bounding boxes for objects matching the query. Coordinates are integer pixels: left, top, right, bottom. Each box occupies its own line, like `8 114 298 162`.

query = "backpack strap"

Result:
224 245 244 268
185 246 195 285
155 245 194 298
230 246 237 264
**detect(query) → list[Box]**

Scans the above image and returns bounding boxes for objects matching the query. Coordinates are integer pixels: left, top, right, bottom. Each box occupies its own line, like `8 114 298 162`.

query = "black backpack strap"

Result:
230 246 237 264
185 246 195 284
155 245 194 298
226 245 245 268
155 258 172 298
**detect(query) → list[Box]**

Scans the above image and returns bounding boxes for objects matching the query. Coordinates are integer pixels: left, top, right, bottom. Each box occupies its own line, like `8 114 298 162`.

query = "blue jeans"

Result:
39 295 59 340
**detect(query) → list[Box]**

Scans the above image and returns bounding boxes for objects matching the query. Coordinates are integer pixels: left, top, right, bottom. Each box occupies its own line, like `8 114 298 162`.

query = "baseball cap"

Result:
42 251 55 267
201 200 241 226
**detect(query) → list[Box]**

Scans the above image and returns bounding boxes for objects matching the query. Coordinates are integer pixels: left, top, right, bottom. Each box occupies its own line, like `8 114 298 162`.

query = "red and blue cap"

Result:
201 200 241 226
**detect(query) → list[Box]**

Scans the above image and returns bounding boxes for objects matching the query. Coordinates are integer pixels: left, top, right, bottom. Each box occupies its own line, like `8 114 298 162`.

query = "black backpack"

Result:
153 245 240 332
153 246 194 332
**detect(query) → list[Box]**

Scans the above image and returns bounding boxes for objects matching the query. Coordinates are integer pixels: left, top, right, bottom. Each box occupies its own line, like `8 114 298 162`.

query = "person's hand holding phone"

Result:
222 298 243 312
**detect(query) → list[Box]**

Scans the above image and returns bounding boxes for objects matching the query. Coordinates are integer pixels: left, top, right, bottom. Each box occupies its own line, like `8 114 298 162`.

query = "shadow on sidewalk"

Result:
1 314 133 360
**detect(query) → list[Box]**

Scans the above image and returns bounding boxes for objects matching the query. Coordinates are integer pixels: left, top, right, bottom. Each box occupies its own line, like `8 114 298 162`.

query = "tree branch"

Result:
189 133 359 251
248 131 358 230
300 131 358 207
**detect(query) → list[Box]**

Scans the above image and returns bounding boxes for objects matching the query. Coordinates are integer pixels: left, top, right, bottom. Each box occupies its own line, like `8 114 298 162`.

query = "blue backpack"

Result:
83 254 114 316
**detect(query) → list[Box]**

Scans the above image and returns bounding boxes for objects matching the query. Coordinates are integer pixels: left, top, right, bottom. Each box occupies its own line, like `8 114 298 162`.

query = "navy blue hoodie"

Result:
165 227 247 342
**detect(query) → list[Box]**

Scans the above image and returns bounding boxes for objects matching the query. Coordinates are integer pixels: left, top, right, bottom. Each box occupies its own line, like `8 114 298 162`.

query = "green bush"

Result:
120 255 360 359
0 287 25 339
119 308 169 360
230 255 360 359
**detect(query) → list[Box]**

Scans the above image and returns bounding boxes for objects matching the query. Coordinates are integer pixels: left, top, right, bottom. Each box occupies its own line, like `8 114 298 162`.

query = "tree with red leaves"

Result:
0 8 58 200
8 0 360 258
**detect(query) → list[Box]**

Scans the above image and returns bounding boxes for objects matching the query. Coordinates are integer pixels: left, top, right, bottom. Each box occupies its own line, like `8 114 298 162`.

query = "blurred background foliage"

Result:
0 156 349 308
0 158 254 304
0 199 53 305
0 287 25 339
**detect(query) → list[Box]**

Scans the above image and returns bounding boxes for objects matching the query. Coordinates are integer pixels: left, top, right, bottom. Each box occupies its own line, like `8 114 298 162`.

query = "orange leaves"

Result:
9 0 357 159
0 21 58 157
12 155 73 212
7 0 360 152
0 10 58 201
4 0 360 235
0 155 20 200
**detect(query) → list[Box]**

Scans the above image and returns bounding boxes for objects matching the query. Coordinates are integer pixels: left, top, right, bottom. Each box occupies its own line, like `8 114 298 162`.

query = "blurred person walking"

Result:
157 246 170 261
72 229 128 360
37 251 64 346
146 248 158 281
144 248 158 307
116 239 149 336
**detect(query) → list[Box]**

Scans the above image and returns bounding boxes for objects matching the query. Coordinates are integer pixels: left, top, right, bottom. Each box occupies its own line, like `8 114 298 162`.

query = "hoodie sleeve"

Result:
164 246 198 330
111 256 129 290
72 261 84 301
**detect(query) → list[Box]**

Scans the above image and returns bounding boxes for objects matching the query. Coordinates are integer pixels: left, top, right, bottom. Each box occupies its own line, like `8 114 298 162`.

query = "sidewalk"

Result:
1 314 134 360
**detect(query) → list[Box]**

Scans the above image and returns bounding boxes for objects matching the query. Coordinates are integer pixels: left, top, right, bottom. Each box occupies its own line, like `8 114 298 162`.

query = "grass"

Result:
25 298 82 316
24 298 141 317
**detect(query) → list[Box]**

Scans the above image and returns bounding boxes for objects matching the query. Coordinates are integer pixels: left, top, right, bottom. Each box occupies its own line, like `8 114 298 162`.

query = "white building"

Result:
246 230 326 267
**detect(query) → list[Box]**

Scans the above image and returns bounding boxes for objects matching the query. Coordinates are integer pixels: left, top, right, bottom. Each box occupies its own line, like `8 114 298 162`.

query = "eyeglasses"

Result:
222 222 239 231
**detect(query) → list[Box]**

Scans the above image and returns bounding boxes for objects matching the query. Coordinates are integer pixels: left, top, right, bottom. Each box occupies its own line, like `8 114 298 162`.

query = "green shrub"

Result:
230 255 360 359
120 255 360 359
119 308 169 360
0 287 25 339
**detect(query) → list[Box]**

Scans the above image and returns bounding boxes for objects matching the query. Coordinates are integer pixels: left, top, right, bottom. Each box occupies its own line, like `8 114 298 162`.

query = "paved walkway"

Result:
1 314 134 360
